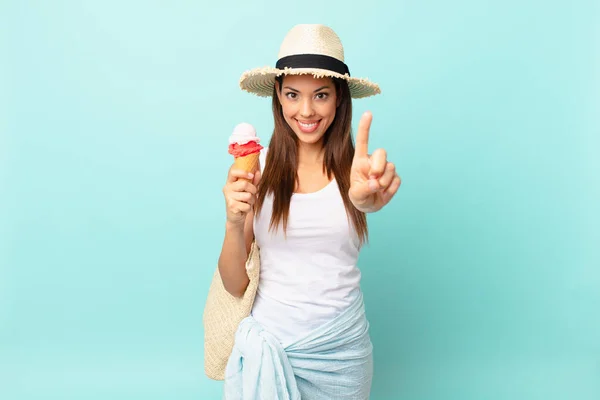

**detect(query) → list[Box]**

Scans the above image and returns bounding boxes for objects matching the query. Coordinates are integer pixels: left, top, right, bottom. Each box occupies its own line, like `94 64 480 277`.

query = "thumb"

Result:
350 178 379 202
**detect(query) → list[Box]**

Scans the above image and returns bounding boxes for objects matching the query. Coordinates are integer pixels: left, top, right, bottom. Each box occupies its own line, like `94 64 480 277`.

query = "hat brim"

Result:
239 67 381 99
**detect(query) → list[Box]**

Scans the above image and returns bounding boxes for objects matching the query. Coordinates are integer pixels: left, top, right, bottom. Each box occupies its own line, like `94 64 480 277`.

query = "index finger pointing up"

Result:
355 111 372 157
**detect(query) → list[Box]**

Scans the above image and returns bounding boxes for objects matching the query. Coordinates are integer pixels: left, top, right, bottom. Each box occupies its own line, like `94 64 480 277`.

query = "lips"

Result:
295 119 321 133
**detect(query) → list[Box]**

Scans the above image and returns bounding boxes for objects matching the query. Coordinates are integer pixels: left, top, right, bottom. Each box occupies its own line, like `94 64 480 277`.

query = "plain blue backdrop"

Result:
2 0 599 399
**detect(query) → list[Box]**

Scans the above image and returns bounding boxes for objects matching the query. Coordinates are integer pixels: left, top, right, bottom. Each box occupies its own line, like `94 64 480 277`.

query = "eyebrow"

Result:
283 85 331 93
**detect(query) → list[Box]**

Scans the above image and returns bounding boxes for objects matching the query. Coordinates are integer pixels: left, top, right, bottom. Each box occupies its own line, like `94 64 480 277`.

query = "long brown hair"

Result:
255 75 368 246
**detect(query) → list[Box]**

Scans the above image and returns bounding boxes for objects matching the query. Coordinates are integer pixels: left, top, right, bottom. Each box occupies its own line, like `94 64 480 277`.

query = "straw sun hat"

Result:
239 24 381 99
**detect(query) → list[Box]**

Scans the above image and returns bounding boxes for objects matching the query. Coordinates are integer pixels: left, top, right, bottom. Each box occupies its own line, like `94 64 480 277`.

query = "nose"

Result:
299 98 314 118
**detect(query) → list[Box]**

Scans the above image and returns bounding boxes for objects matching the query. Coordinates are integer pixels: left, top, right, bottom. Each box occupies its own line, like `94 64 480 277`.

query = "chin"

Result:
293 129 325 144
298 135 324 146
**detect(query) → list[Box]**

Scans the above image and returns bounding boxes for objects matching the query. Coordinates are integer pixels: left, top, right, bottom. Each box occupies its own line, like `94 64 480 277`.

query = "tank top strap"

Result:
259 147 268 174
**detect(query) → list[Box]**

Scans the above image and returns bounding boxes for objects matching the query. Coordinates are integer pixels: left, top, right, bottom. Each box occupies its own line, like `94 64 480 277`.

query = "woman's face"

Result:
276 75 339 147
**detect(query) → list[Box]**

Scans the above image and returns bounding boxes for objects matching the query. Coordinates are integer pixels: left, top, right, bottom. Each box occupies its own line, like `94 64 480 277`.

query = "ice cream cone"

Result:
228 123 262 182
233 152 260 182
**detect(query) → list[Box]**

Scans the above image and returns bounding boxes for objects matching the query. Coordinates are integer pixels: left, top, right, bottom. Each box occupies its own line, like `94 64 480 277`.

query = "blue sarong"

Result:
223 291 373 399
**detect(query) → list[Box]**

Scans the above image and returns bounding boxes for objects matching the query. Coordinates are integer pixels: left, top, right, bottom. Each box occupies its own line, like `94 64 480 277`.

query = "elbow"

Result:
217 257 250 299
218 268 250 298
223 280 249 299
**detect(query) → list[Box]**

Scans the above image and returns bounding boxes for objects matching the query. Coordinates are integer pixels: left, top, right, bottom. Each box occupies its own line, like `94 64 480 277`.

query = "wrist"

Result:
225 220 245 232
353 203 379 213
351 199 382 213
349 193 377 213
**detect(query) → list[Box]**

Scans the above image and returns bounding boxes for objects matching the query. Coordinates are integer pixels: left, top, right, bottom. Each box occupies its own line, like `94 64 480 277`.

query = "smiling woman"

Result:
210 24 402 399
257 72 364 232
277 75 339 139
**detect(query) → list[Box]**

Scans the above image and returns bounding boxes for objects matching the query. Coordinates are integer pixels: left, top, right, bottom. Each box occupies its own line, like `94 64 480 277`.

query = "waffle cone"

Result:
233 152 260 181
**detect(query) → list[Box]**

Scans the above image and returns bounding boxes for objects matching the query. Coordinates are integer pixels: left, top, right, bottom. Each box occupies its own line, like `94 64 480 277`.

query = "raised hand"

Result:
349 111 401 213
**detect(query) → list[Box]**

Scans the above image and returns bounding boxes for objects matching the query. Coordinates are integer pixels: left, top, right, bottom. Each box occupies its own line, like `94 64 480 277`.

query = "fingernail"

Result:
369 180 378 191
248 173 254 178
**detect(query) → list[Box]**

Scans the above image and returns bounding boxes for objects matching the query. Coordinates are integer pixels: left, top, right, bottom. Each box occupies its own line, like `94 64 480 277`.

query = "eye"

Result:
285 92 297 99
315 92 329 100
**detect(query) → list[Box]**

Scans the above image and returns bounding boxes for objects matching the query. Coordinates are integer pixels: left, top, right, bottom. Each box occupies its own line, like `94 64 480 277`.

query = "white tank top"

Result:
251 147 362 347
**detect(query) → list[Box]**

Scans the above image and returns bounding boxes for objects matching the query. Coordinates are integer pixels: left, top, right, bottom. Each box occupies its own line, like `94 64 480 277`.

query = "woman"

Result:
218 24 401 399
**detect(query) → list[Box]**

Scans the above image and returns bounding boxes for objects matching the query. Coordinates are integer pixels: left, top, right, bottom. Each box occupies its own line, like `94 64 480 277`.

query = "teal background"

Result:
2 0 599 399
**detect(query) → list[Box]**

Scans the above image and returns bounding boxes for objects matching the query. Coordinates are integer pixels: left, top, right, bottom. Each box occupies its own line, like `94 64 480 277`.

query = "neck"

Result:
297 140 325 166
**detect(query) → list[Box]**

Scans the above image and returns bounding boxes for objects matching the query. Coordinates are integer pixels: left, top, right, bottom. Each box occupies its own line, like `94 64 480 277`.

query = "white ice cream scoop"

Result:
229 122 260 145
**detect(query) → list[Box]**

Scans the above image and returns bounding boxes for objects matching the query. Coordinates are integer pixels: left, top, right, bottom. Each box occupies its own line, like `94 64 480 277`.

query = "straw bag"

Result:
203 240 260 380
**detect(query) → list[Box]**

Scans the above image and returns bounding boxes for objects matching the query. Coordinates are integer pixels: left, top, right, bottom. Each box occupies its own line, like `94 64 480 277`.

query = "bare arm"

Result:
218 167 261 297
217 209 255 297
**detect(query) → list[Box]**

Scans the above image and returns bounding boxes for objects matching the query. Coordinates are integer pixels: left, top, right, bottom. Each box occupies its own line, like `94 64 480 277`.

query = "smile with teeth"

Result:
296 119 321 133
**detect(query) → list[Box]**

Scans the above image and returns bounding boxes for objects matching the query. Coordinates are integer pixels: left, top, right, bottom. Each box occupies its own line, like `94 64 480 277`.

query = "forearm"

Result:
217 222 250 297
